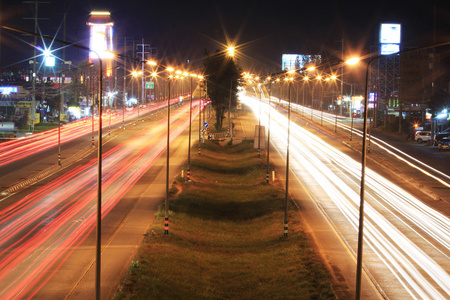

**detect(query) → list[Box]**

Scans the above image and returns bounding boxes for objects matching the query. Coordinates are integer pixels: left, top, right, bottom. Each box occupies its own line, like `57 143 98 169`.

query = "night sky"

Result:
2 0 450 73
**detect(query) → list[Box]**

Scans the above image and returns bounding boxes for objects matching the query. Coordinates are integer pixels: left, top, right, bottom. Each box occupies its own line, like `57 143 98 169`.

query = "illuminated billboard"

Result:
381 43 400 55
380 24 401 44
87 12 114 60
282 54 321 71
380 23 401 55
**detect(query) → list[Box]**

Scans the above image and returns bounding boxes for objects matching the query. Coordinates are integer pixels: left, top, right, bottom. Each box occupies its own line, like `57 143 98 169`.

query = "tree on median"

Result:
203 49 241 130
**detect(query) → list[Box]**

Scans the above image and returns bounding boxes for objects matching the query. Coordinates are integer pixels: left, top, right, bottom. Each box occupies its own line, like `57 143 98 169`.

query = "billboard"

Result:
380 44 400 55
282 54 321 71
380 24 401 44
87 12 114 60
380 23 401 55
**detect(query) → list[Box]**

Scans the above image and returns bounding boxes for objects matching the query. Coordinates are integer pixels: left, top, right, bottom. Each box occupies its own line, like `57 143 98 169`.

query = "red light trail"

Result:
0 101 201 298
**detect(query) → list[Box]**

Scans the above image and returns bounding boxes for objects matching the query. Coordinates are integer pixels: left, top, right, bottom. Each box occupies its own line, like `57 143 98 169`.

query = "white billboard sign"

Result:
380 23 401 44
380 43 400 55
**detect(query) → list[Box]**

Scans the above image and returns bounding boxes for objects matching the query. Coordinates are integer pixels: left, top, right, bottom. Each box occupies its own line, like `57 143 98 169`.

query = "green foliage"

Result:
203 50 242 130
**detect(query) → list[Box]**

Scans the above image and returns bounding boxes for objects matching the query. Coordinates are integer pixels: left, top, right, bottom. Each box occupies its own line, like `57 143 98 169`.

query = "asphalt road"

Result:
0 100 202 299
238 95 449 300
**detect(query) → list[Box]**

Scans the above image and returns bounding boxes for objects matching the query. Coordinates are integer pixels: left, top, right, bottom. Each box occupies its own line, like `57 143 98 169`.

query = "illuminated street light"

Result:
227 46 235 57
346 57 360 65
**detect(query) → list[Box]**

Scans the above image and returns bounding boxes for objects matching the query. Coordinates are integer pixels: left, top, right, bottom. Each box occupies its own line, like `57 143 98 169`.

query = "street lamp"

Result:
58 72 64 166
132 70 143 122
284 76 294 237
227 46 235 57
187 73 198 182
266 77 272 183
256 76 262 157
198 78 203 155
165 68 174 235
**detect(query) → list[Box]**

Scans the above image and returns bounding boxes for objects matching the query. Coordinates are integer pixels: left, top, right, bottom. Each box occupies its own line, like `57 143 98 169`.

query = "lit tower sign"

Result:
380 23 401 55
87 11 114 65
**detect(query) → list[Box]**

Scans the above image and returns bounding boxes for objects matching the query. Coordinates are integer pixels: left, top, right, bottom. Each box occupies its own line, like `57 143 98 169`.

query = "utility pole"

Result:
136 39 156 106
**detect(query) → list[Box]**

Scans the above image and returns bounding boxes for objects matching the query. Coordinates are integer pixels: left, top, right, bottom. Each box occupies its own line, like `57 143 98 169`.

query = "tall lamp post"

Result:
257 78 262 157
165 68 174 235
198 79 203 155
266 77 272 183
186 73 197 182
227 47 235 142
284 75 294 237
58 73 64 165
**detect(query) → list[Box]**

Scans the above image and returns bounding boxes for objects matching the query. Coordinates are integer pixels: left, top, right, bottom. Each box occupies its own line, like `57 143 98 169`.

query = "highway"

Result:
0 99 203 298
242 94 450 299
0 100 175 168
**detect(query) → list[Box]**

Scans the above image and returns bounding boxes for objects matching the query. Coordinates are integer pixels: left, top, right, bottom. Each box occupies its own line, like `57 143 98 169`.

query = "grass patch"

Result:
114 140 336 300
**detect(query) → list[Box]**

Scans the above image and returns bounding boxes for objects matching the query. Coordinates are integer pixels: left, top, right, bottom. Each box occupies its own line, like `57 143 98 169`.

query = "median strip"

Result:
114 139 336 299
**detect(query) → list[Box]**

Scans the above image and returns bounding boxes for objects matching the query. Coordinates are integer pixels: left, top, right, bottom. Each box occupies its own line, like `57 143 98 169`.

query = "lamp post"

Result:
91 68 95 147
284 76 293 237
229 78 233 141
187 74 197 182
332 76 338 133
165 68 174 235
58 72 63 166
256 77 261 157
350 100 354 141
198 79 202 155
302 76 308 117
266 77 272 183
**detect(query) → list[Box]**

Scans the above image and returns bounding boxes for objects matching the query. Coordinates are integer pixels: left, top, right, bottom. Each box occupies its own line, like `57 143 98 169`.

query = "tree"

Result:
203 49 241 130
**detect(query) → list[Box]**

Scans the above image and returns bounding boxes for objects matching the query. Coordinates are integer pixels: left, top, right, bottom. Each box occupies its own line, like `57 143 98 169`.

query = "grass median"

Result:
114 139 336 300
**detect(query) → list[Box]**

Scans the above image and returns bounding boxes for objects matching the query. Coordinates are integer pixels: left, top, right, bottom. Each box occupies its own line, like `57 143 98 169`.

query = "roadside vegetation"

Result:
114 139 336 300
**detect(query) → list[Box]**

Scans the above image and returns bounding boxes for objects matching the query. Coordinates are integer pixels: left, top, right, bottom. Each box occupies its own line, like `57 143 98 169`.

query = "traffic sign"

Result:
145 81 154 89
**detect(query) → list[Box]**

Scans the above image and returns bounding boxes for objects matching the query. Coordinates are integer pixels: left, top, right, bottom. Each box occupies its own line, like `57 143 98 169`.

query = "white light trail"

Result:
242 95 450 299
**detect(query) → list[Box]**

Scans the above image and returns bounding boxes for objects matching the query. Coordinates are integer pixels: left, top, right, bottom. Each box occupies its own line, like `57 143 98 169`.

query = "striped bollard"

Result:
266 171 269 183
284 223 288 237
198 146 201 155
187 169 190 181
164 217 169 235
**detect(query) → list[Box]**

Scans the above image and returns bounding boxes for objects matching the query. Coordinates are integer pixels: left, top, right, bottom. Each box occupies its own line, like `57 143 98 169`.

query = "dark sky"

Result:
2 0 450 72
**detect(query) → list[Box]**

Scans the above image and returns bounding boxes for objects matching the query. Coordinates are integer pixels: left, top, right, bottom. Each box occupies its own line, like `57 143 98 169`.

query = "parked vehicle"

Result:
415 131 431 143
438 137 450 151
434 128 450 145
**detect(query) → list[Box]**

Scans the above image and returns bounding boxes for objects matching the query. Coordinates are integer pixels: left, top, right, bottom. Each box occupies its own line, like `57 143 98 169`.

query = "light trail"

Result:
0 102 201 298
0 98 188 168
265 95 450 189
242 95 450 299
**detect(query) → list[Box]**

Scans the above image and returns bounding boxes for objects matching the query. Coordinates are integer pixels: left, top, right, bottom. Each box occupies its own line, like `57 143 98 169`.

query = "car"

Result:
415 131 431 143
438 137 450 151
434 129 450 145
